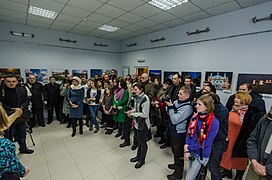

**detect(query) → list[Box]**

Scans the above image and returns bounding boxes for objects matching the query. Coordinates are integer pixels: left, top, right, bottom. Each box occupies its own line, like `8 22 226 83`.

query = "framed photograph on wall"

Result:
205 71 233 91
181 71 201 88
25 69 49 84
72 69 88 78
90 69 103 78
122 66 130 78
0 68 21 77
149 70 162 82
164 71 178 81
51 69 69 83
237 73 272 94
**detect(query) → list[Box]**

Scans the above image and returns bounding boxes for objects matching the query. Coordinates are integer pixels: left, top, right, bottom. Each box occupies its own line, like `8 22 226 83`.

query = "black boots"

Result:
221 169 232 179
79 120 83 135
119 141 130 148
71 126 76 137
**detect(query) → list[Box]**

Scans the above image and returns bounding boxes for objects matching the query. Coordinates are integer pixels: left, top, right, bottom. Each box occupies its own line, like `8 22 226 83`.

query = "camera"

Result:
189 156 195 161
162 94 171 102
136 116 144 124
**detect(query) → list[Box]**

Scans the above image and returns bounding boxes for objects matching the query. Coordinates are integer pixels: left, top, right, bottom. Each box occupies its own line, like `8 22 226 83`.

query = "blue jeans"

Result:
185 152 209 180
209 139 228 180
88 105 99 126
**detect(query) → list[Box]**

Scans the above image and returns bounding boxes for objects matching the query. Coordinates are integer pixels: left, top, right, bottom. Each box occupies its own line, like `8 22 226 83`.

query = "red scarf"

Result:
187 112 214 148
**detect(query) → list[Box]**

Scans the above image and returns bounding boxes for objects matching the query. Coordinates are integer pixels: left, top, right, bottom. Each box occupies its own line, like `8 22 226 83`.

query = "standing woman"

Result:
128 82 150 169
220 92 252 179
86 79 101 133
113 78 129 138
67 76 84 137
184 95 219 180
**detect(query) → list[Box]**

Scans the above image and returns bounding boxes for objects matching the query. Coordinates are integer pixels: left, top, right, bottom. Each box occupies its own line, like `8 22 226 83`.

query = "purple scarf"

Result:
114 88 125 102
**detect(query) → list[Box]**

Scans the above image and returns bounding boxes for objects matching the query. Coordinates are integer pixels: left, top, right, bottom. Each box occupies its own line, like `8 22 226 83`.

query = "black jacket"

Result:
213 102 229 141
0 85 30 123
25 82 47 109
165 83 183 102
44 83 61 104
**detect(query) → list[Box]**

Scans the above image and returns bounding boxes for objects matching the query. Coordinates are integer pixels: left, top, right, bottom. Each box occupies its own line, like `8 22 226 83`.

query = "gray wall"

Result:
120 1 272 111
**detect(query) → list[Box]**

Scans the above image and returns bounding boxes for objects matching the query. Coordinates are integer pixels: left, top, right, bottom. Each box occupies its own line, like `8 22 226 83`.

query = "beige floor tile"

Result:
65 140 89 153
23 163 50 180
84 168 116 180
77 157 105 178
107 158 136 179
98 149 124 166
138 161 169 180
51 165 83 180
91 141 114 155
47 154 75 175
70 147 96 164
122 170 148 180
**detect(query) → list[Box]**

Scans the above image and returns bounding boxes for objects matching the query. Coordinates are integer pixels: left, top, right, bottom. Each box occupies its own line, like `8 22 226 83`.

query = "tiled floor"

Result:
16 121 216 180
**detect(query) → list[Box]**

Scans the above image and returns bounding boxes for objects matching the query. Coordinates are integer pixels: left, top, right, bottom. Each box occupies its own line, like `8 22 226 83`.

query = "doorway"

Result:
135 66 149 76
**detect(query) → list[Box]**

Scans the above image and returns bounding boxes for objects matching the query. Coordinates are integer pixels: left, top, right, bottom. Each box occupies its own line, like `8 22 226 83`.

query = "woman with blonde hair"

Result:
220 92 252 179
0 104 30 180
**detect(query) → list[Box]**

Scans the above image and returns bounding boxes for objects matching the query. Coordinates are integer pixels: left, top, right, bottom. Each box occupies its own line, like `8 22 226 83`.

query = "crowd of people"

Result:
0 69 271 180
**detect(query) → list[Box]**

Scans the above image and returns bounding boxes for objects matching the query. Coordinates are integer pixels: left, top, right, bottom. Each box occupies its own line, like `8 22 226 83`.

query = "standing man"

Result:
25 74 47 127
0 75 34 154
166 86 193 180
44 76 61 124
184 76 197 99
162 73 183 149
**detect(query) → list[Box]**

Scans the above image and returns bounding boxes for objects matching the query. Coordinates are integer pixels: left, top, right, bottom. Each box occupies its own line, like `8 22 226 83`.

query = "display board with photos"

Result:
25 69 49 84
149 70 162 82
205 71 233 91
181 71 201 88
163 71 179 81
237 73 272 94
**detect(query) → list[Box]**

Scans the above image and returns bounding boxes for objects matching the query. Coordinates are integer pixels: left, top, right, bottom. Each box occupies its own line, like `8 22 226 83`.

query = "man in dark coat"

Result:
44 76 61 124
0 75 34 154
25 74 47 127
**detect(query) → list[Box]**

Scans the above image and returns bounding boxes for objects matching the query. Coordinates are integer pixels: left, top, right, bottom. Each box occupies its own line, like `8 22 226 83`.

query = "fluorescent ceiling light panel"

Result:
148 0 188 10
98 24 120 32
28 5 58 19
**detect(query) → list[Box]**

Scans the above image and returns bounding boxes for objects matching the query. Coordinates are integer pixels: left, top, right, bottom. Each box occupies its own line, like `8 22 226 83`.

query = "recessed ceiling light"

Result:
98 24 120 32
28 5 58 19
148 0 188 10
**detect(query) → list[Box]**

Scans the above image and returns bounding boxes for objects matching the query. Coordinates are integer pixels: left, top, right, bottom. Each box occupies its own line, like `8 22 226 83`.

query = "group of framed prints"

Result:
1 68 271 95
0 68 106 84
149 70 272 95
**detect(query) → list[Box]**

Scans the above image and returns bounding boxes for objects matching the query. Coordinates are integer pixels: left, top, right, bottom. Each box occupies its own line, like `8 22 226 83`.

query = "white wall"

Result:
120 1 272 111
0 21 121 79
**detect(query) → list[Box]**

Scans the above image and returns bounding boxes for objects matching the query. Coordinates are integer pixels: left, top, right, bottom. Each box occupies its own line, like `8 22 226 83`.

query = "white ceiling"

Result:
0 0 271 41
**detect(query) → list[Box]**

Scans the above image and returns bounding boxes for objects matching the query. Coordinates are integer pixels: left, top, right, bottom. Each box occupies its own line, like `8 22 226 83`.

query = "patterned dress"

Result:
0 137 26 179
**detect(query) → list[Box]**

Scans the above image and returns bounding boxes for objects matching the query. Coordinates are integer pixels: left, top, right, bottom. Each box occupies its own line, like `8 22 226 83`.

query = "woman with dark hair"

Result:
127 82 150 169
113 77 129 138
184 95 219 180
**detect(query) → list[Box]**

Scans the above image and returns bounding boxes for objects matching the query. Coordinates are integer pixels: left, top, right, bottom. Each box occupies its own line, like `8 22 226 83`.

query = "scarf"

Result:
70 84 82 90
114 88 125 102
237 105 248 122
187 112 214 149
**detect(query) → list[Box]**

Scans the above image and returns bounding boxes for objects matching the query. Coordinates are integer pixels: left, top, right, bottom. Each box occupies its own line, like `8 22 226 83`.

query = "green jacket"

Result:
113 89 129 123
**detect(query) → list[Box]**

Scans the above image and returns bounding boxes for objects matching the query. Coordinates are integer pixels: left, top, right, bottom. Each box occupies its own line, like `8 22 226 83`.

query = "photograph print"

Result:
237 73 272 94
149 70 162 82
164 71 179 81
25 69 49 84
181 71 201 88
72 69 88 78
0 68 21 77
205 71 233 91
90 69 103 78
51 69 69 83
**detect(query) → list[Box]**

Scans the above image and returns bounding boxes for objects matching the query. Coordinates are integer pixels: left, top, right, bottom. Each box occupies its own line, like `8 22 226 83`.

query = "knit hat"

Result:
72 76 82 84
0 103 22 132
